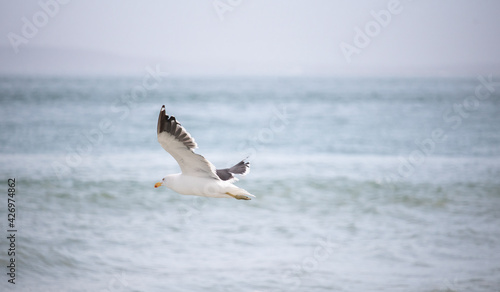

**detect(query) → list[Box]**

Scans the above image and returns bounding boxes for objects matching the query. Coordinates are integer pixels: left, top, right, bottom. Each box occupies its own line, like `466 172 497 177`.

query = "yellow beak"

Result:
154 182 162 188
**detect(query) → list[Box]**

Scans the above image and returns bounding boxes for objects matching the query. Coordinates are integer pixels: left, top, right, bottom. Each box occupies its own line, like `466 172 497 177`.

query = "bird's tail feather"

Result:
228 186 255 198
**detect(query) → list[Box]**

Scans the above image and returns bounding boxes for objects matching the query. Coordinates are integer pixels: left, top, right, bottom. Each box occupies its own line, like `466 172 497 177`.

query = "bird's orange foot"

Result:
225 192 251 200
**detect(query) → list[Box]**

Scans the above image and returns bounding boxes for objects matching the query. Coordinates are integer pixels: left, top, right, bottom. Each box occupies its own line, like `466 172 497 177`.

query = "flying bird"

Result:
154 105 254 200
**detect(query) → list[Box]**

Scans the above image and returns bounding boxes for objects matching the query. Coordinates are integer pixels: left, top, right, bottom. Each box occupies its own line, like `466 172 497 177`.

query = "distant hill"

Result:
1 45 499 77
0 46 167 76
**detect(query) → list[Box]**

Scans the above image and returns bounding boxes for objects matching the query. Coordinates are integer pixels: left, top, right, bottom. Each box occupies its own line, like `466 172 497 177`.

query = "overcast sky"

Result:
1 0 500 76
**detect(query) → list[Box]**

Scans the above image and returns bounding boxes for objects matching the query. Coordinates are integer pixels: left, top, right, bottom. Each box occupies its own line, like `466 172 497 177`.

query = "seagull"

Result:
154 105 254 200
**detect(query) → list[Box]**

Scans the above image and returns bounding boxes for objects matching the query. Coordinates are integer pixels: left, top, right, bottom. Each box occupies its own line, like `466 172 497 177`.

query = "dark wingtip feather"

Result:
157 105 197 150
157 105 166 135
216 159 251 181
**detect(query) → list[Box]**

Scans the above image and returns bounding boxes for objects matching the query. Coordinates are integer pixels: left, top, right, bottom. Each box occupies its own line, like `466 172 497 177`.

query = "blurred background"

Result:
1 1 500 291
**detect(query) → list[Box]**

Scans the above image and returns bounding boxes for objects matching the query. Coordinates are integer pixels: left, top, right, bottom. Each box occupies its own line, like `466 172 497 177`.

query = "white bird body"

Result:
162 173 252 199
154 105 254 200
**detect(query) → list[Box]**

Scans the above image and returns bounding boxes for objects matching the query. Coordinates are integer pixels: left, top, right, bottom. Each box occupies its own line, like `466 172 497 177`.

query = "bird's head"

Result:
154 177 165 188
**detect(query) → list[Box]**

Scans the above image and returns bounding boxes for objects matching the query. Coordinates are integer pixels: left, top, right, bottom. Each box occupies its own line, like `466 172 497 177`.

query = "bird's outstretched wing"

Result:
216 160 250 182
157 105 219 180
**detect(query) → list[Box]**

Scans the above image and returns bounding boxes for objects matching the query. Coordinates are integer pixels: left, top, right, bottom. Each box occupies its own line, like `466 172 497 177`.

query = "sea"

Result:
0 75 499 292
